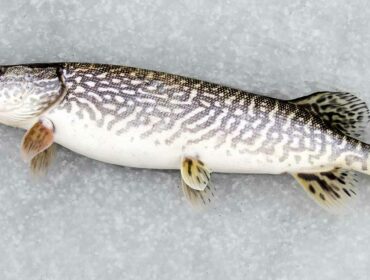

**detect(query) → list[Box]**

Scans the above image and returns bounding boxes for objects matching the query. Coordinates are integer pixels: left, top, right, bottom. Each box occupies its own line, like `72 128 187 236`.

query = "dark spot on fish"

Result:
199 193 205 204
320 172 337 181
333 191 341 199
298 173 331 192
196 176 201 183
203 170 210 180
187 160 192 177
319 193 326 201
343 188 351 197
309 185 316 194
317 97 327 103
337 178 346 185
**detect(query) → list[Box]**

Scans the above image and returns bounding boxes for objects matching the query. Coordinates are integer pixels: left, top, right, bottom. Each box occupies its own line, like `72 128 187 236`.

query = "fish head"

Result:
0 65 62 128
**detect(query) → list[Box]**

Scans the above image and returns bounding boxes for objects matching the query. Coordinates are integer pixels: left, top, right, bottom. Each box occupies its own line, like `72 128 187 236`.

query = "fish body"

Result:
1 63 369 210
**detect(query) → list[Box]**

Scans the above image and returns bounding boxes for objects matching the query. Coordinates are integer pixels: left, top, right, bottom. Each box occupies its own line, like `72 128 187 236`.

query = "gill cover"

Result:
0 65 66 128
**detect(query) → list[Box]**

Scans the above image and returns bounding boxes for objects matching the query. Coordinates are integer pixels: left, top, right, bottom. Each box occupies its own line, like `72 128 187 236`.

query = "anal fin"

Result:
292 168 357 212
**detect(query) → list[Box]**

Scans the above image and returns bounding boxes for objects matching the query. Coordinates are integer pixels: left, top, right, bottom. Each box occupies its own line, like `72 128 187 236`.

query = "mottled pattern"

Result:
0 63 369 174
55 63 370 172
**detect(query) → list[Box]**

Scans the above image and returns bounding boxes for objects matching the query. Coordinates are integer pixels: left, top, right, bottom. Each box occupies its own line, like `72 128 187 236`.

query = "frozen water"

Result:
1 0 370 279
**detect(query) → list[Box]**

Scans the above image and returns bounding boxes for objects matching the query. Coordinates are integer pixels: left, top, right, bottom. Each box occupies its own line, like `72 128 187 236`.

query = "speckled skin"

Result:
0 63 369 174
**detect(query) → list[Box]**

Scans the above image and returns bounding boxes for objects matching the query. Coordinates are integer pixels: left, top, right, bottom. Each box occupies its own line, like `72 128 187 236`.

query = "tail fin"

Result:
290 92 370 211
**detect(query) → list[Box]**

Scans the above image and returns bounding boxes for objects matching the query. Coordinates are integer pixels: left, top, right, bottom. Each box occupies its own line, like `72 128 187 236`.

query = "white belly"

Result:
46 109 290 174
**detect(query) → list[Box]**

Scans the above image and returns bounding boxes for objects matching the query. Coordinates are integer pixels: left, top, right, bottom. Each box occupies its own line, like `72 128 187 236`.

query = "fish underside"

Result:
0 62 369 211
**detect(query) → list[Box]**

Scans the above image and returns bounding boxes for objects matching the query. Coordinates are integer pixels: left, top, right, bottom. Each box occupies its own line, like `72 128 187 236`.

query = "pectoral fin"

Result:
21 118 55 163
30 144 56 175
292 168 357 212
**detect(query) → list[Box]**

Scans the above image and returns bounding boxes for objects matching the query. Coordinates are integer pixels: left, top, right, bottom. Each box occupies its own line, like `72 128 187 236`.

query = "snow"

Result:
1 0 370 279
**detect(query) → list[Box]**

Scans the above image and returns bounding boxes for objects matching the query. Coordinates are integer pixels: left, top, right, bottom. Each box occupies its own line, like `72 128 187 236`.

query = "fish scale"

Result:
54 64 346 172
0 63 369 211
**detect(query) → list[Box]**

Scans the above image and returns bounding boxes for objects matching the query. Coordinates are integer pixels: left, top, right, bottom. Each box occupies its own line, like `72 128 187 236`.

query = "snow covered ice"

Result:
1 0 370 279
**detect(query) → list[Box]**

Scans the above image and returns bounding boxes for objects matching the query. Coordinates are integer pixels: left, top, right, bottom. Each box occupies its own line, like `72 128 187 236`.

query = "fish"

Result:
0 63 369 211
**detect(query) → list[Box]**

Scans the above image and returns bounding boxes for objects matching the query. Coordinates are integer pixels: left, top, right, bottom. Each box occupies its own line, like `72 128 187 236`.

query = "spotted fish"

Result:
0 63 369 211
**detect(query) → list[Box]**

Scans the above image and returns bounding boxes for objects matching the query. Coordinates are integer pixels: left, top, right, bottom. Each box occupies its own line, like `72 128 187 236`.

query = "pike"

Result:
0 63 369 211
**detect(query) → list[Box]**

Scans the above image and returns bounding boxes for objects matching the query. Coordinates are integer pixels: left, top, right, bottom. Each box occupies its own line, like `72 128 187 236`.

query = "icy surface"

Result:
1 0 370 279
